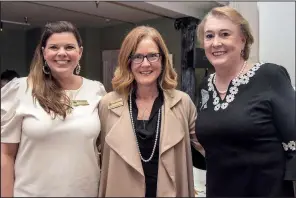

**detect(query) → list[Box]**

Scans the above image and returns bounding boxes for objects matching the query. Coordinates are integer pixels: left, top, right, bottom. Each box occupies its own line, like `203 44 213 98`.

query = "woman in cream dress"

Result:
1 21 106 197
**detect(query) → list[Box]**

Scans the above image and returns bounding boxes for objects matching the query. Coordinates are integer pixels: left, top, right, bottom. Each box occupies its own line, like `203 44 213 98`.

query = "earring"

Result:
75 63 81 75
241 50 245 57
43 61 51 75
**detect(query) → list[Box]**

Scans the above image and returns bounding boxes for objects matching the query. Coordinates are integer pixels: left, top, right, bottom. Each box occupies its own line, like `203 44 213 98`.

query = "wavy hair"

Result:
112 26 177 97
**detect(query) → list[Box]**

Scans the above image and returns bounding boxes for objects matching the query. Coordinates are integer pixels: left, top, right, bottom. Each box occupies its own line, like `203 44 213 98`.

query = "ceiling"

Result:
1 1 226 29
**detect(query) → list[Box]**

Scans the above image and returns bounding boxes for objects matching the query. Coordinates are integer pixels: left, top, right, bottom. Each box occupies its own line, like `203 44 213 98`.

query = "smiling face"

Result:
42 32 82 78
130 37 162 88
203 15 246 69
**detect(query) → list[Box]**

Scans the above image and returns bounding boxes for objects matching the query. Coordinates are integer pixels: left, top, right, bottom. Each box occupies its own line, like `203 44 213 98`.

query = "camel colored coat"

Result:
98 89 196 197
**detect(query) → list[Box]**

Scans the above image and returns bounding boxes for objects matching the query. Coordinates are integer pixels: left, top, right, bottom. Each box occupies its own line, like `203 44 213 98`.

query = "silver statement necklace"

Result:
208 62 262 111
129 93 161 163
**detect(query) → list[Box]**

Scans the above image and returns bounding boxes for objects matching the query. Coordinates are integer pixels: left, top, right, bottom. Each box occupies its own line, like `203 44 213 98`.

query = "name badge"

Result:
108 98 124 109
71 100 89 107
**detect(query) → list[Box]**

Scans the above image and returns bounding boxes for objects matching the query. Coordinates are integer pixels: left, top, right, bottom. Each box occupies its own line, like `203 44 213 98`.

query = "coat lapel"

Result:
105 96 144 177
159 90 185 192
160 89 184 154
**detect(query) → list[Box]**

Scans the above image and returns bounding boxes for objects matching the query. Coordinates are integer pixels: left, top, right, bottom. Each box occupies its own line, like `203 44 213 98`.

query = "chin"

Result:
136 80 158 87
209 58 229 68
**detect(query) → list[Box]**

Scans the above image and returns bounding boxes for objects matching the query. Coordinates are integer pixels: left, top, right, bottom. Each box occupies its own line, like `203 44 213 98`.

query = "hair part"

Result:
28 21 82 119
197 6 254 60
112 25 178 97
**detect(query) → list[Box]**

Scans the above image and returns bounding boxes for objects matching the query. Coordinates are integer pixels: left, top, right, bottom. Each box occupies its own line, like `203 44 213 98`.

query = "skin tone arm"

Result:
1 143 18 197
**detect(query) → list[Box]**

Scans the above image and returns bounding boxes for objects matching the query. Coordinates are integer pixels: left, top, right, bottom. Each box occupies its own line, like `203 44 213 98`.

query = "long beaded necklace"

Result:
129 93 161 163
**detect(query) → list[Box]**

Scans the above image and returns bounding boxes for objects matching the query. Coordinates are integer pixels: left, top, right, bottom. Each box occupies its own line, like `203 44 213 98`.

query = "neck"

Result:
54 74 82 90
215 59 246 84
136 84 159 100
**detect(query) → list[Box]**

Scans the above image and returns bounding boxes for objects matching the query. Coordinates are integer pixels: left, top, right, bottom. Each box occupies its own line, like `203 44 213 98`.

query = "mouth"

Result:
139 71 153 76
212 51 226 56
55 60 70 65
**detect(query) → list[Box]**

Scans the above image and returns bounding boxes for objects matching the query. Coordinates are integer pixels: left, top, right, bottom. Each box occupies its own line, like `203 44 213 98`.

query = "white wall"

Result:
258 2 295 86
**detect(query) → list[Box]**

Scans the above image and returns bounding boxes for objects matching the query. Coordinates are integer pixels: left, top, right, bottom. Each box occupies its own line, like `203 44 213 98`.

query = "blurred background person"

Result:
1 69 20 88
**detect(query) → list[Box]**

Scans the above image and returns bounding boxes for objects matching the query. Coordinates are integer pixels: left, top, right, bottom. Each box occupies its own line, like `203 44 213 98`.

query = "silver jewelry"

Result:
282 141 296 151
208 62 262 111
129 93 161 163
75 63 81 75
43 61 51 75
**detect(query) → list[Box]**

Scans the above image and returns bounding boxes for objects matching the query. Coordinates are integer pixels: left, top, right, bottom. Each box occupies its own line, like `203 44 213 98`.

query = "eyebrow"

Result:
205 29 232 33
47 43 76 46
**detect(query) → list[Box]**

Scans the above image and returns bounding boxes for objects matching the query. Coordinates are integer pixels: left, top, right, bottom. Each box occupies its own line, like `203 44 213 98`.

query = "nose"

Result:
141 57 150 67
57 47 67 56
212 36 222 47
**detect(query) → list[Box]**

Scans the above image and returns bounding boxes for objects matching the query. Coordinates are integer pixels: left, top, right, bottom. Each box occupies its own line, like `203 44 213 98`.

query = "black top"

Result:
195 63 296 196
129 89 164 197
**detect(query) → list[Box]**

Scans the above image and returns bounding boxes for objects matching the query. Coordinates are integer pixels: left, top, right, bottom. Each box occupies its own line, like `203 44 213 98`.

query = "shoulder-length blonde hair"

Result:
197 6 254 60
28 21 82 119
112 26 177 97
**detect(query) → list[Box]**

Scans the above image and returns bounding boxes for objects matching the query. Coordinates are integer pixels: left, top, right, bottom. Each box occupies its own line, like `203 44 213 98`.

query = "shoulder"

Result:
82 77 107 96
259 62 290 77
1 77 28 97
259 62 292 83
172 89 192 100
100 91 123 106
165 89 194 106
82 77 104 88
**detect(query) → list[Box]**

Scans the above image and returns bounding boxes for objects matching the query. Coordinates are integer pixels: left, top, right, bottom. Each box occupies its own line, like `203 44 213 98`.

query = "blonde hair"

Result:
28 21 82 119
197 6 254 60
112 26 177 97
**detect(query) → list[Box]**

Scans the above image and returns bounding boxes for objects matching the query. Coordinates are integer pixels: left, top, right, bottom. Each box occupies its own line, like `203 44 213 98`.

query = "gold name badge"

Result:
108 98 124 109
71 100 89 107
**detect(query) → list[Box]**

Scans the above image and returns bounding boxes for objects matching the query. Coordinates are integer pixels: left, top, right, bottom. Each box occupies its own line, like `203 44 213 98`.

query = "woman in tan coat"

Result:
98 26 204 197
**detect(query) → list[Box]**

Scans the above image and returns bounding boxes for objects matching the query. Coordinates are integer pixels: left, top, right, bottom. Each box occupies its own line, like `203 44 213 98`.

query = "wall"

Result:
83 17 182 86
26 28 42 70
258 2 295 86
1 17 182 86
229 2 259 63
1 29 27 77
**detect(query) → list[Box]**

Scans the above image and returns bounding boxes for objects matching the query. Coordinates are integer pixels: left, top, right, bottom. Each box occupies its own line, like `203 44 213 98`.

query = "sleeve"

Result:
97 94 109 166
95 81 107 97
1 78 24 143
269 64 296 181
187 94 205 157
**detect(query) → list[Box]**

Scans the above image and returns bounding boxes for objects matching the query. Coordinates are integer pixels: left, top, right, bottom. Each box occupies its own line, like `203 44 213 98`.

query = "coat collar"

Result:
105 89 184 182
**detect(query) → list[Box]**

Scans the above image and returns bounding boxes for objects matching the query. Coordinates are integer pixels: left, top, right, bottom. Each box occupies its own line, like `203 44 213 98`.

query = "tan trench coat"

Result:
98 89 197 197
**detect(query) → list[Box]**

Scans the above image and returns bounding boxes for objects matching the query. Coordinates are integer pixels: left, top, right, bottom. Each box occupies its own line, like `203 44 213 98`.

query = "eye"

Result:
148 53 159 58
133 54 144 59
205 34 213 39
221 32 230 37
49 46 58 50
66 45 75 50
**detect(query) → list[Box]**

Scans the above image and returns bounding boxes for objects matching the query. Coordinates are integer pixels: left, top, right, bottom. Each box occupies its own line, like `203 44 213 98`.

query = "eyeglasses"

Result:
130 53 161 64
